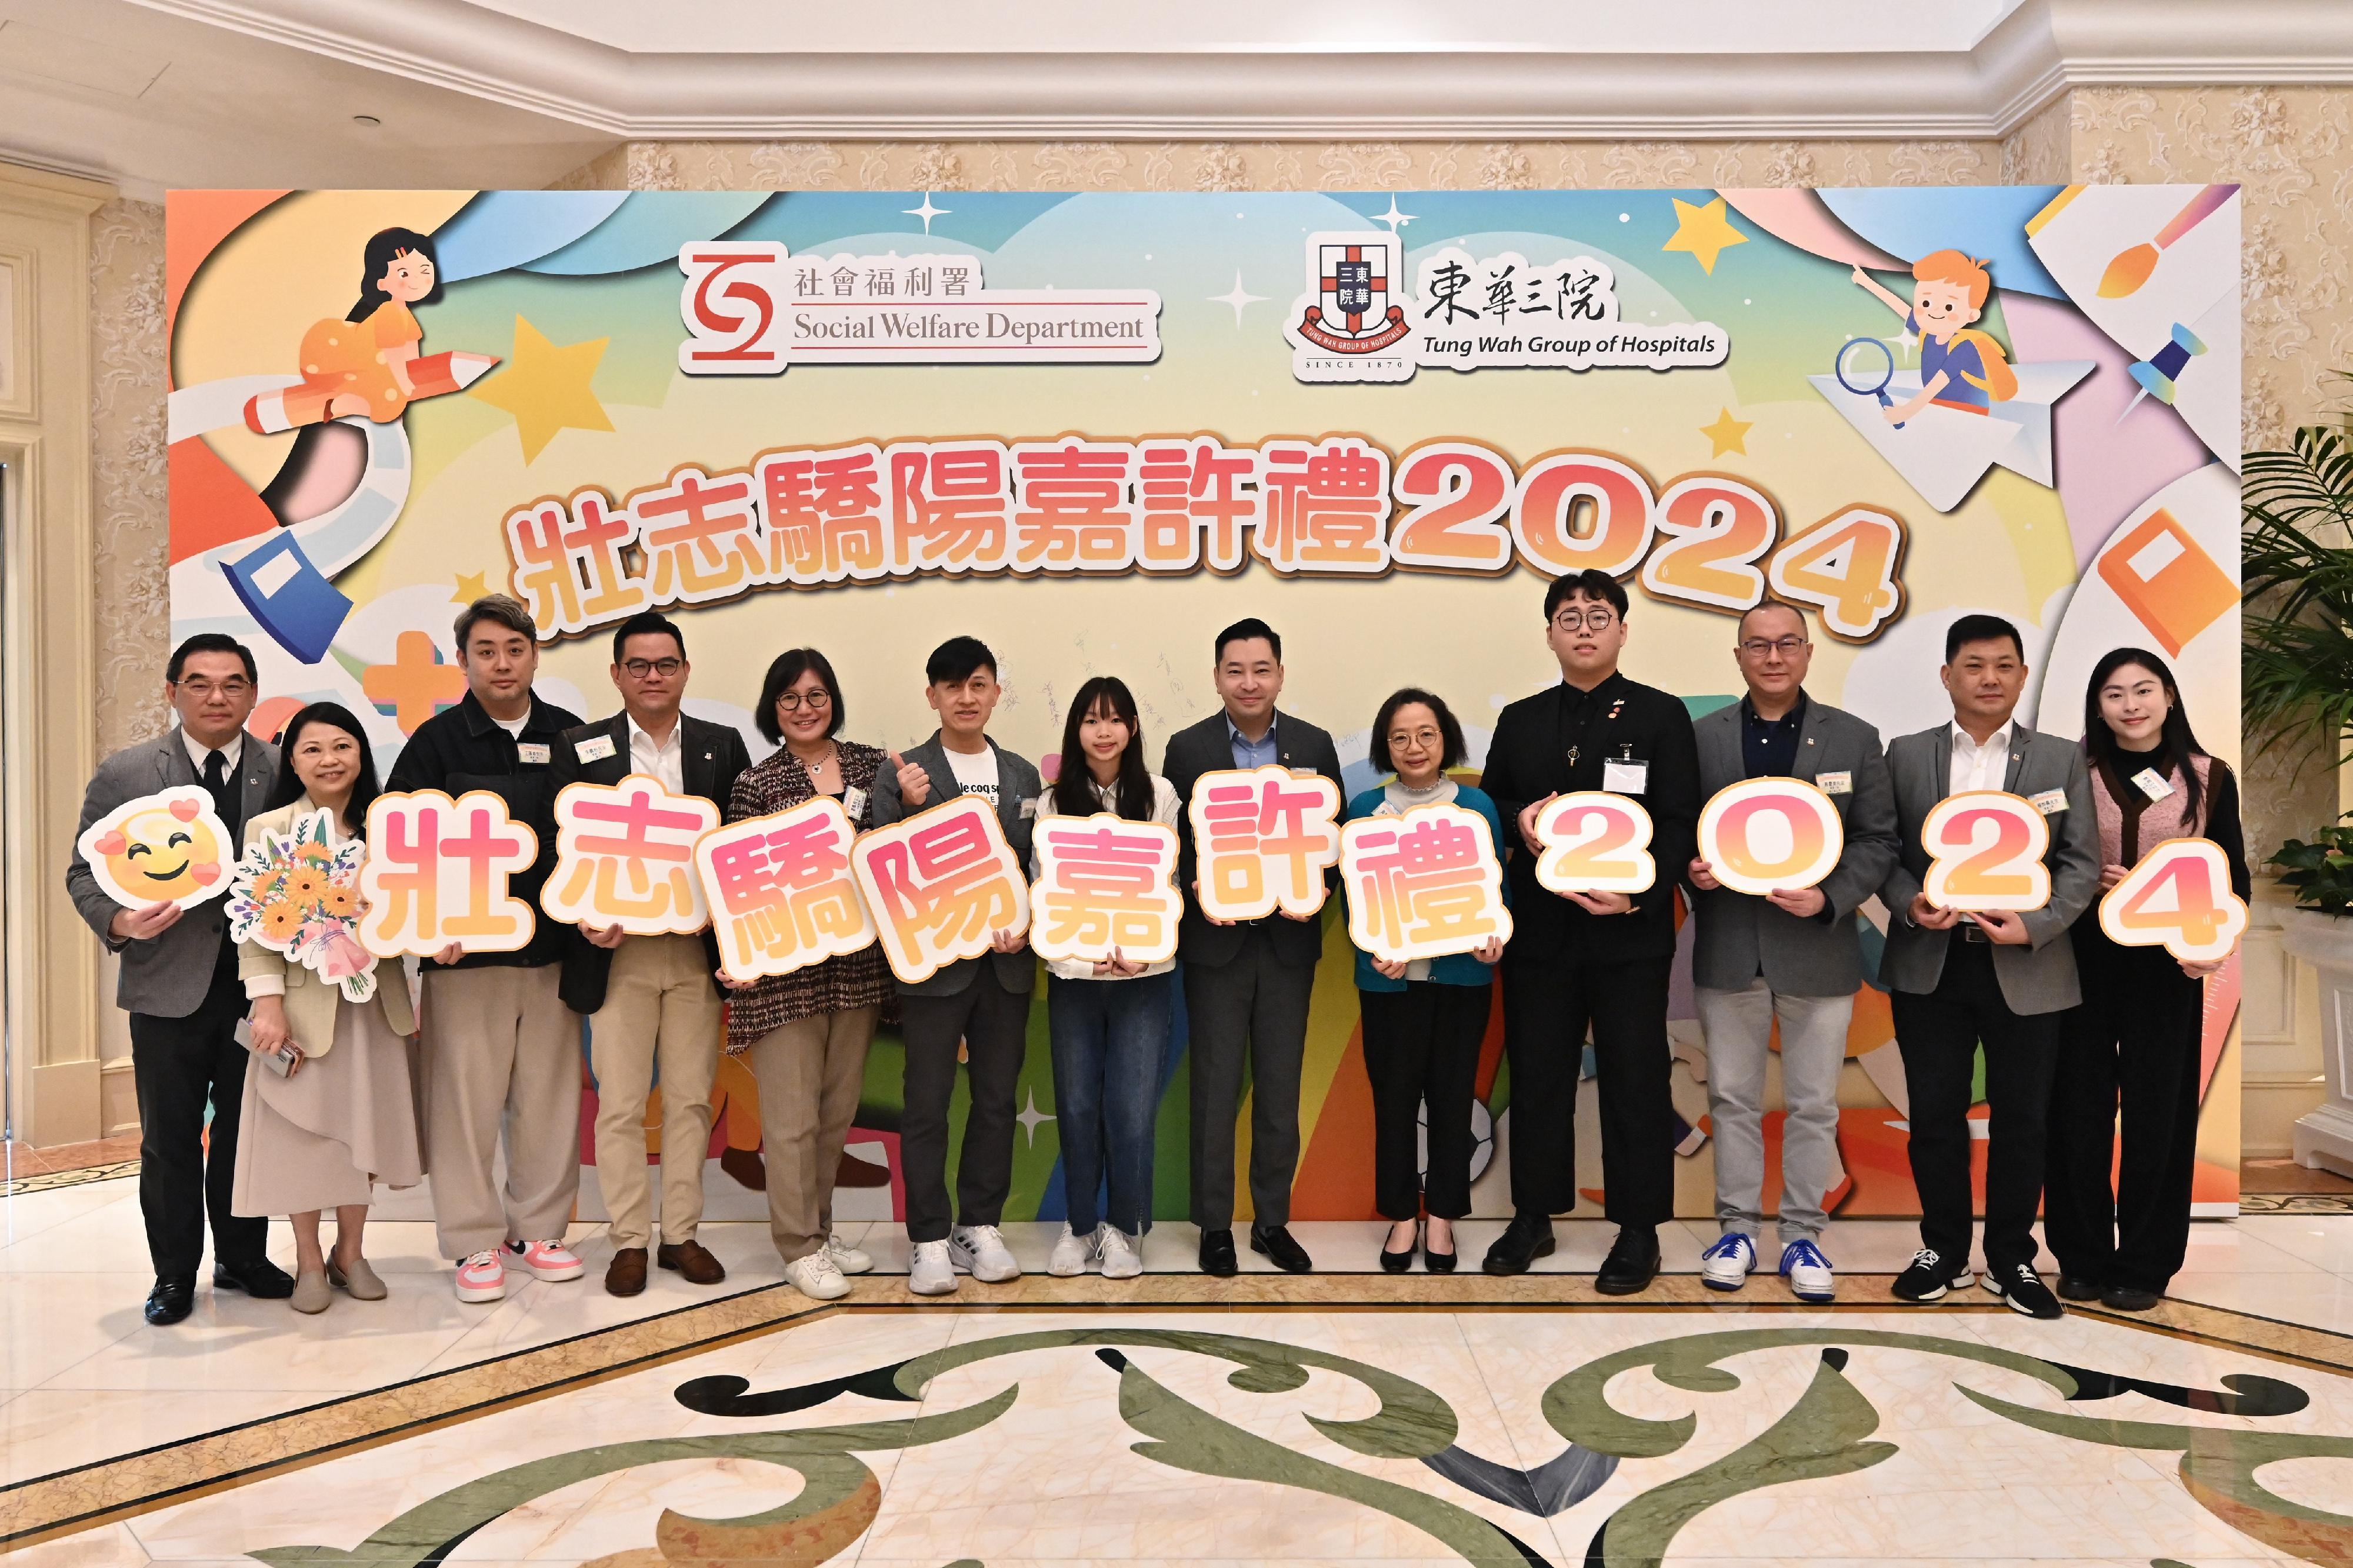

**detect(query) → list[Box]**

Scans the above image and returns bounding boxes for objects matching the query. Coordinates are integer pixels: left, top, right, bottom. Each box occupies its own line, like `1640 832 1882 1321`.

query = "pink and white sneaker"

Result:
454 1249 508 1303
506 1238 584 1282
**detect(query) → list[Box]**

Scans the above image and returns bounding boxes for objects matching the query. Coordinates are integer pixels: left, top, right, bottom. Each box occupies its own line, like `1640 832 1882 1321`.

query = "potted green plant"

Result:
2244 416 2353 1174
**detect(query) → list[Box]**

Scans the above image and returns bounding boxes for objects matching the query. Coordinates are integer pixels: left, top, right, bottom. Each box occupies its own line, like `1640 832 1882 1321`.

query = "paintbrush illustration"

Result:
2097 185 2234 299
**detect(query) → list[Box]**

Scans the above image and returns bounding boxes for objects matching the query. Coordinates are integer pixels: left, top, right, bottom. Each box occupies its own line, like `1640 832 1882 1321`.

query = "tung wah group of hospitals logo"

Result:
1285 230 1729 385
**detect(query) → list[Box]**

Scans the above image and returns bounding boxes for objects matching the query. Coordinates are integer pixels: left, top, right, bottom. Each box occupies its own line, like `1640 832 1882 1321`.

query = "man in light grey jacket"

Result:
1878 613 2099 1320
66 633 292 1325
1686 602 1898 1304
869 635 1042 1297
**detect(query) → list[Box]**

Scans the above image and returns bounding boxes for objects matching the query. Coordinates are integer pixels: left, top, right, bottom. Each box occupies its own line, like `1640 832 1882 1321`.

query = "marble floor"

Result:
5 1172 2353 1565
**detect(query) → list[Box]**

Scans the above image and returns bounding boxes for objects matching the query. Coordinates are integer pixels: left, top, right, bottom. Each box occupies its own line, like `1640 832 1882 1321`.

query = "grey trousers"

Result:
1182 924 1315 1230
420 964 582 1259
1694 978 1851 1247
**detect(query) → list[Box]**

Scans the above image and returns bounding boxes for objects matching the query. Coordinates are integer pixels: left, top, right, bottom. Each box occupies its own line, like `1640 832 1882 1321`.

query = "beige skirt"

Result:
232 995 425 1216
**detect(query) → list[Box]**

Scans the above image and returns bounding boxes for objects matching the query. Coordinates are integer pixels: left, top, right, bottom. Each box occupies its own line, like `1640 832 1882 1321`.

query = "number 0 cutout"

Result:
1921 790 2050 913
1697 778 1844 896
1533 792 1656 895
2098 838 2247 963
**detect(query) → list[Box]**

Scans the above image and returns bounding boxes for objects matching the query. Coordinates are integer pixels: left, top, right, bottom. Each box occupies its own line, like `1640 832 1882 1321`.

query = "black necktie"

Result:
203 748 236 835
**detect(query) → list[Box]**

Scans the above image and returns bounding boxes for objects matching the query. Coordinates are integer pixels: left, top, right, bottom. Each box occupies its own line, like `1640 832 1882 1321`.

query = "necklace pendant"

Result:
1567 745 1580 768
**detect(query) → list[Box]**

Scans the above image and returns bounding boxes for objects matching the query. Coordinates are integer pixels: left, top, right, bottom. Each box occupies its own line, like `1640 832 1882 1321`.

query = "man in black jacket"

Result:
1478 570 1702 1290
551 611 750 1297
385 594 584 1306
1162 618 1344 1276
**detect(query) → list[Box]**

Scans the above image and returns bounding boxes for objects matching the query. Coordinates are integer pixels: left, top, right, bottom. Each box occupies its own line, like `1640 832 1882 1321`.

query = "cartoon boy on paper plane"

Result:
1851 251 2019 425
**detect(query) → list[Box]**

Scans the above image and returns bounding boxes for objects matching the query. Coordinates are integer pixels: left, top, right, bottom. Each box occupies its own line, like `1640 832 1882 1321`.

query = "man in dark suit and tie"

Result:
1878 613 2098 1319
552 611 751 1297
1162 618 1344 1276
67 633 294 1324
1478 571 1702 1292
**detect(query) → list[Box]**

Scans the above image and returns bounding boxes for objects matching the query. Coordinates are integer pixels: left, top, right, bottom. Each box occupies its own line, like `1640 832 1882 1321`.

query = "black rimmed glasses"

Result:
621 657 684 678
775 689 834 712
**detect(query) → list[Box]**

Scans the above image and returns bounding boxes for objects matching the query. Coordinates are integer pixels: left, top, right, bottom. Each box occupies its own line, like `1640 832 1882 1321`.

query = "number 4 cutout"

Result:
2098 838 2247 963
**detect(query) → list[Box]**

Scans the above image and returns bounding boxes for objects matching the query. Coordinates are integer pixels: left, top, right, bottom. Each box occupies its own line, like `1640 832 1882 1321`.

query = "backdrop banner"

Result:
166 185 2244 1225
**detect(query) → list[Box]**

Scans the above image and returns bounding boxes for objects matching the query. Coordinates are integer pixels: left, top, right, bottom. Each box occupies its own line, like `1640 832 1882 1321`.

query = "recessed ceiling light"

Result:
352 114 381 128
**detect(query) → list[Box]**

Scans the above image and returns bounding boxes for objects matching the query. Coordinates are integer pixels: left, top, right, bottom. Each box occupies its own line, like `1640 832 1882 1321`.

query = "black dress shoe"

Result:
1199 1227 1238 1277
1594 1226 1661 1296
145 1275 196 1325
1379 1222 1417 1274
2057 1273 2105 1302
1482 1212 1557 1276
1424 1232 1458 1275
2101 1283 2162 1312
214 1256 296 1299
1251 1224 1314 1273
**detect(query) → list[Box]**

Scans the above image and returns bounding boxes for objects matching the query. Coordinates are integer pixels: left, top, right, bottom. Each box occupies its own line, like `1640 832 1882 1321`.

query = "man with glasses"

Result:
552 611 750 1297
69 633 294 1323
1685 601 1898 1302
1478 571 1701 1290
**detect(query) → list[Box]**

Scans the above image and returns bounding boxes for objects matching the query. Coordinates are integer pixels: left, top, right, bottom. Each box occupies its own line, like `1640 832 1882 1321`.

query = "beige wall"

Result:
61 87 2352 1148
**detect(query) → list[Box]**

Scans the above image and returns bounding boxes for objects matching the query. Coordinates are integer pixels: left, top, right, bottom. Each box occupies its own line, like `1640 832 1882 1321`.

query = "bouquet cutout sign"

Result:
227 809 379 1003
76 786 236 910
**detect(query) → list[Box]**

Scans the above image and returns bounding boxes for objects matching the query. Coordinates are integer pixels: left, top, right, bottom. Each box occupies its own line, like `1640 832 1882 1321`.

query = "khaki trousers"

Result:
745 1006 878 1262
590 933 723 1250
421 964 581 1259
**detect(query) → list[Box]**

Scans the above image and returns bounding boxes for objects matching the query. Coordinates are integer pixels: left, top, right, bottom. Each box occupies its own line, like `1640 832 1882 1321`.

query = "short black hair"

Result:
611 610 686 665
1542 569 1629 622
1370 688 1465 775
454 593 538 649
265 702 382 838
1214 617 1282 665
1945 613 2024 663
166 632 256 684
926 635 997 686
1737 599 1809 639
755 647 845 743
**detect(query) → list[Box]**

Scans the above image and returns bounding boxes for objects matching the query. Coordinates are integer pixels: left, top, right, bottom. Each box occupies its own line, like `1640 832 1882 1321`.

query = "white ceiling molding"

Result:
117 0 2353 144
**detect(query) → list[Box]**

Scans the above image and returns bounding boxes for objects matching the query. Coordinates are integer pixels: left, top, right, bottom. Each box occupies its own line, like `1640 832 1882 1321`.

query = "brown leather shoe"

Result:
658 1239 727 1285
605 1247 648 1297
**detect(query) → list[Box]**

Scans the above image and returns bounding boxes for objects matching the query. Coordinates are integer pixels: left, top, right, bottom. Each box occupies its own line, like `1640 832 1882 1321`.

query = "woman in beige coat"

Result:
233 702 422 1313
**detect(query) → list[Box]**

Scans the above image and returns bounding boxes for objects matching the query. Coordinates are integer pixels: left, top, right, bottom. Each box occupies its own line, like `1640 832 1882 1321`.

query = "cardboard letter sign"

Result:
544 773 720 936
697 796 876 983
359 789 540 956
849 795 1029 985
1340 802 1512 963
1697 777 1844 896
2098 837 2247 963
1029 812 1183 966
1186 765 1342 922
1533 792 1656 896
1921 790 2050 913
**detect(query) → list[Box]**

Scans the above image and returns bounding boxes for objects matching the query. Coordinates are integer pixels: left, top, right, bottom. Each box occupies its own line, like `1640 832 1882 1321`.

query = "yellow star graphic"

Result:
469 316 613 463
450 570 491 606
1699 407 1754 457
1662 196 1749 275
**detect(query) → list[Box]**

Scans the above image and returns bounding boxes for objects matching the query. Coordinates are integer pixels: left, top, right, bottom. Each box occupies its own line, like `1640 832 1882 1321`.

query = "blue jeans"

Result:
1047 972 1173 1237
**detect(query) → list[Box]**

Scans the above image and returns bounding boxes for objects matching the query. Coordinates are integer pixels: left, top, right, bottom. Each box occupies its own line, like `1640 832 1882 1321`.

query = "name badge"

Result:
1289 766 1320 780
516 742 552 765
2028 788 2069 816
572 735 616 763
1019 796 1040 819
1602 759 1649 795
2131 768 2175 803
842 785 868 821
1816 770 1852 796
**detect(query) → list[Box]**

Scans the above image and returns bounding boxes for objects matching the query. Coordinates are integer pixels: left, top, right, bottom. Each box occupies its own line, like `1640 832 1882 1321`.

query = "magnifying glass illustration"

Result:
1836 337 1904 429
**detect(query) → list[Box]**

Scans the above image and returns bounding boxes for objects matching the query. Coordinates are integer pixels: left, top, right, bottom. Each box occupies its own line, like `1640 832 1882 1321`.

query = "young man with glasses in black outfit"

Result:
1476 571 1701 1292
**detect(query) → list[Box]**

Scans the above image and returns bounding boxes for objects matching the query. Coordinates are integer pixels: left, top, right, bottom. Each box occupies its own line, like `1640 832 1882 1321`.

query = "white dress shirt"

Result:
181 728 244 779
627 715 685 793
1948 720 2014 796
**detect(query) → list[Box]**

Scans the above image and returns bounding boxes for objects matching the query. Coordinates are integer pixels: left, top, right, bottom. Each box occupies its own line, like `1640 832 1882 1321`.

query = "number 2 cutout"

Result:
1921 791 2050 913
1534 792 1655 895
2098 838 2247 963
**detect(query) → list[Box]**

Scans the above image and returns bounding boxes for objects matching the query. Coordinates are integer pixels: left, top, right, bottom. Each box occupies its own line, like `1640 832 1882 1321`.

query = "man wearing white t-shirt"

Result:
869 636 1043 1296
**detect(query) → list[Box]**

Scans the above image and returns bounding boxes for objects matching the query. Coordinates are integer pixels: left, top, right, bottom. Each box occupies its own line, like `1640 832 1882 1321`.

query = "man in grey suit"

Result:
870 635 1042 1297
1878 613 2098 1319
66 633 294 1324
1685 601 1898 1304
1161 618 1344 1277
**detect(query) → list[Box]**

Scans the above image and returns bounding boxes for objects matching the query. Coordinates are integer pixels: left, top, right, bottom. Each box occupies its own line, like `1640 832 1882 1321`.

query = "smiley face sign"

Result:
77 786 236 910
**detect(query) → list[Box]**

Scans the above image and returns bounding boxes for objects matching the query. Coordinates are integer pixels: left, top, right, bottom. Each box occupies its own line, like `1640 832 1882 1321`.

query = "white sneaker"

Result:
783 1249 851 1301
908 1239 958 1296
1092 1225 1143 1280
454 1249 507 1303
1047 1222 1092 1277
950 1223 1022 1283
826 1233 874 1275
1779 1239 1836 1303
1699 1232 1757 1292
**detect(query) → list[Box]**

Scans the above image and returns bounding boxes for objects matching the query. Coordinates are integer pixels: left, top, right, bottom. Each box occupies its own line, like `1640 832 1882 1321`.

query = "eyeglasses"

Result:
621 658 684 678
775 689 834 711
1387 727 1442 749
172 678 252 699
1550 610 1617 632
1739 636 1809 657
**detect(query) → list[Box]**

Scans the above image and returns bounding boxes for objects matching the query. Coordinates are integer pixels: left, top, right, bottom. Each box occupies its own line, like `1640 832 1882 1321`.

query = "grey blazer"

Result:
868 732 1043 997
68 729 279 1019
1877 721 2100 1015
1687 697 1899 997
